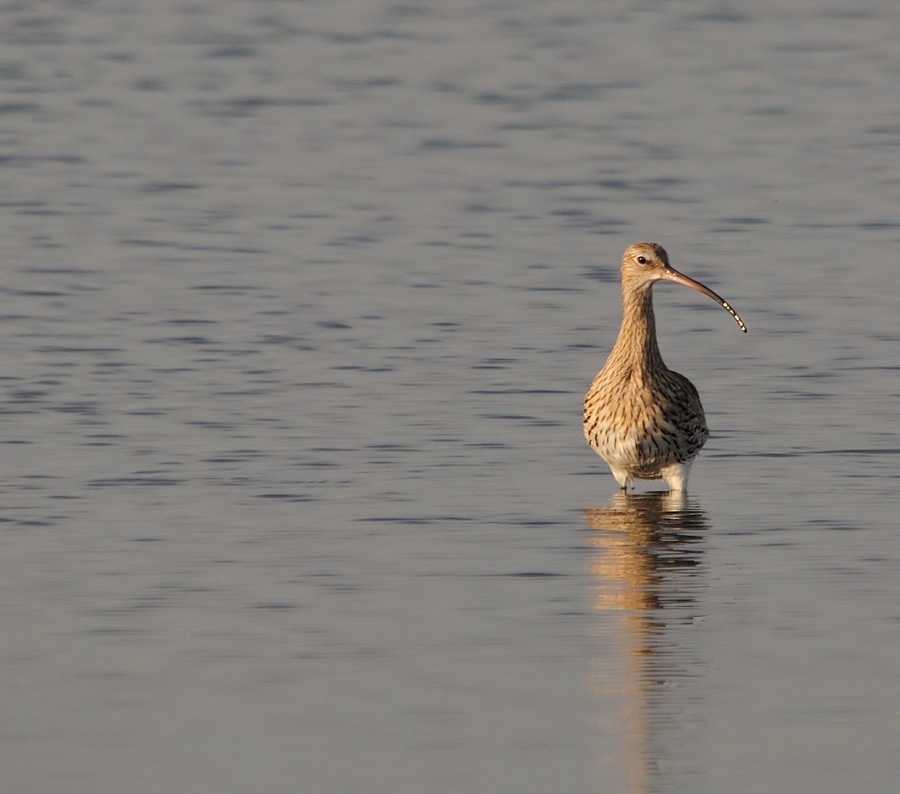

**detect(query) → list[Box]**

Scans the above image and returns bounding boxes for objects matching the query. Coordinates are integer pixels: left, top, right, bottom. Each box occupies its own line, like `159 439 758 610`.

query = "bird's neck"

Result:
608 287 665 373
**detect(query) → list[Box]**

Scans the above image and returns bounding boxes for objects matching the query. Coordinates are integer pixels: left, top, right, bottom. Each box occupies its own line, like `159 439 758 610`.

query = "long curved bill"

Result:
661 267 747 332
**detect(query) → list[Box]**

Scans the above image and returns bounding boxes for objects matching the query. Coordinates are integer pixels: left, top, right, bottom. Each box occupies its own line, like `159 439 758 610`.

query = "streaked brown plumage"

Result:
584 243 746 491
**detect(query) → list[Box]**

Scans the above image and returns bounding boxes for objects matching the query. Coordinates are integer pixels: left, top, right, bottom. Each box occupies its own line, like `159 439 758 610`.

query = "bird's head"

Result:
620 242 747 332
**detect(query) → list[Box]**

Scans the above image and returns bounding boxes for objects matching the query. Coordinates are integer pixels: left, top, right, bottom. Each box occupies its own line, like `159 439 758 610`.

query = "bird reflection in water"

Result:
583 491 709 794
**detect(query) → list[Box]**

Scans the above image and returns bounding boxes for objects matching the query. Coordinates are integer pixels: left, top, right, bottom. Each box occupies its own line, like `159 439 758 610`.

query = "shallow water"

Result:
1 1 899 792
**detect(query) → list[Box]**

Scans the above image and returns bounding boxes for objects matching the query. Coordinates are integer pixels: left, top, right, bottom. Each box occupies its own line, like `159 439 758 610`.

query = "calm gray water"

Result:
1 1 899 792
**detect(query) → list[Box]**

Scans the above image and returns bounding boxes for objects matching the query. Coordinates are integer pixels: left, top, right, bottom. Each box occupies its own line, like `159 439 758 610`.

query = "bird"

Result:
583 242 746 492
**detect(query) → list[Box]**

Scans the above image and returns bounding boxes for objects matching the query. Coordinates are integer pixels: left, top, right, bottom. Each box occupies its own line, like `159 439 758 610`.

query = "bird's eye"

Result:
636 256 647 264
